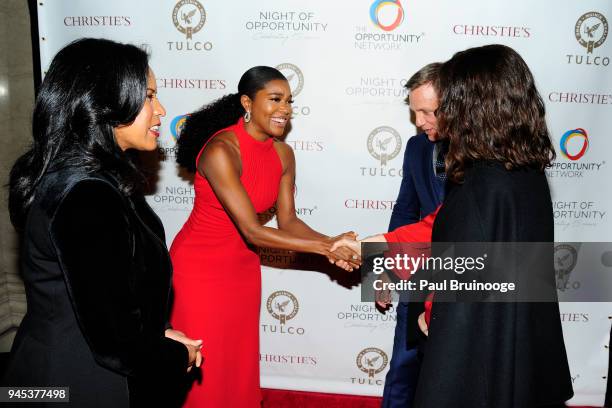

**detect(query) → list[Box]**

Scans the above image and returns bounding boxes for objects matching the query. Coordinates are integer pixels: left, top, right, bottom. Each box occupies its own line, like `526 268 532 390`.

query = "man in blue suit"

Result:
381 63 447 408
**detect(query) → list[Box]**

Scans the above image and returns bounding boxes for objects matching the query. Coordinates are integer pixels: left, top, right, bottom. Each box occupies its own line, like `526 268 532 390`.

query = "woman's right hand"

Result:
165 329 203 372
327 233 361 271
418 312 429 336
330 237 361 257
185 344 203 372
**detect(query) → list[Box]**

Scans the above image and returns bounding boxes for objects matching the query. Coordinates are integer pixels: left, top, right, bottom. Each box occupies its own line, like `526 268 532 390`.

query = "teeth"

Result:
150 125 159 131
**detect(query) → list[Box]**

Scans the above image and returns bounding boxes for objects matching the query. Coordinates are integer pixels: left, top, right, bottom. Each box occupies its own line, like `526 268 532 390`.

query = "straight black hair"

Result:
9 38 150 230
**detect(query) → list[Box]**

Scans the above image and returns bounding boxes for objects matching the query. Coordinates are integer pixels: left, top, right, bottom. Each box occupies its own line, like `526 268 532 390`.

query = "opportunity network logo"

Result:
369 0 404 31
170 114 189 142
560 128 589 160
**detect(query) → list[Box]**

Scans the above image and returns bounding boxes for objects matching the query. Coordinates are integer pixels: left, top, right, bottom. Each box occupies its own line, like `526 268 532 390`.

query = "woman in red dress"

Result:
171 66 359 407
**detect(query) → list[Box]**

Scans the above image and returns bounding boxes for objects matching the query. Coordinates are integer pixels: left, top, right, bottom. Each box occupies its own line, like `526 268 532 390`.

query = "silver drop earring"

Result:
244 111 251 123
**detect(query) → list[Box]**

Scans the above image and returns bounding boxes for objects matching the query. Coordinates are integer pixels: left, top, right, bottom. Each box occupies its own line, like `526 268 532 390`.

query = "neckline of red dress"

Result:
236 117 274 149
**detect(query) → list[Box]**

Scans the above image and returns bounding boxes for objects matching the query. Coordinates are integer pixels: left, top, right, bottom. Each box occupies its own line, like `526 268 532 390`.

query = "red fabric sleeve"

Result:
382 205 441 328
383 206 440 243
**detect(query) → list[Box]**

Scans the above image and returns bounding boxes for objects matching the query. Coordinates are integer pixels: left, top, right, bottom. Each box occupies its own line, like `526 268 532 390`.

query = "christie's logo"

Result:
351 347 389 385
452 24 530 38
63 16 131 26
286 140 324 152
344 199 396 211
554 244 579 291
157 78 227 90
548 92 612 106
567 12 609 66
370 0 404 31
260 353 317 365
170 114 188 142
262 290 305 335
560 128 588 161
560 312 589 323
169 0 212 51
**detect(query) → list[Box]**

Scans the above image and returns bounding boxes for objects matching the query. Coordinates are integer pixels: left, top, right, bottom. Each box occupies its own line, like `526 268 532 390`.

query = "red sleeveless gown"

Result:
170 118 282 407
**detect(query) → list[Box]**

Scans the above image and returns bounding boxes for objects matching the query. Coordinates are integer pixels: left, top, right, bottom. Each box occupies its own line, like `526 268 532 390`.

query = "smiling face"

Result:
241 79 292 140
409 82 440 141
114 69 166 151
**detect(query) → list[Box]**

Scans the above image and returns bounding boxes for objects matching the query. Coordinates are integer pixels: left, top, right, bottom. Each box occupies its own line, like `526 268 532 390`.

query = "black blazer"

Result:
413 161 573 408
2 168 188 407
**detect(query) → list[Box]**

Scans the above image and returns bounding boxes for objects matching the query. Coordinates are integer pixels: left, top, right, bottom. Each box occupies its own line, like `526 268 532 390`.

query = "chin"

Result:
141 141 158 151
267 127 285 138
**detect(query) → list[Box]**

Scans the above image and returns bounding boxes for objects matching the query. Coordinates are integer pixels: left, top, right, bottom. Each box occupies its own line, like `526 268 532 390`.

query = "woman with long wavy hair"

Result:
3 38 201 407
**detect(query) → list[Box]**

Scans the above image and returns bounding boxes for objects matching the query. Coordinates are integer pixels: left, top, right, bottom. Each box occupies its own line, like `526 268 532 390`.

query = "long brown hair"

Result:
437 44 555 183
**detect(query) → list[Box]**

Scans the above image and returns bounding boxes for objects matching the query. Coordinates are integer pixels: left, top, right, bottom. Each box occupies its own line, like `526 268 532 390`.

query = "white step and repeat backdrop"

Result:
37 1 610 405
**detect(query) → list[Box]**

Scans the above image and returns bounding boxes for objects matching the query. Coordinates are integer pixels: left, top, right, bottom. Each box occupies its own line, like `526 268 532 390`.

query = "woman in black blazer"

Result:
3 38 201 407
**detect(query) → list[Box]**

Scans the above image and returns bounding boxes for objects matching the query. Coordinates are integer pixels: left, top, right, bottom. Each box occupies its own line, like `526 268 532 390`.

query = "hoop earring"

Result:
244 111 251 123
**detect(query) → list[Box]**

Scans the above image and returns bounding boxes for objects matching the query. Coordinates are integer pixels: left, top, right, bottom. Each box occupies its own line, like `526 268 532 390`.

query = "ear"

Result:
240 95 252 113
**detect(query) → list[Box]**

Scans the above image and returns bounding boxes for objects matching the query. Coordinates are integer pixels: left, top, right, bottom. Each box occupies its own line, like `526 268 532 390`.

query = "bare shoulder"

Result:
198 130 240 174
272 139 295 160
272 140 295 173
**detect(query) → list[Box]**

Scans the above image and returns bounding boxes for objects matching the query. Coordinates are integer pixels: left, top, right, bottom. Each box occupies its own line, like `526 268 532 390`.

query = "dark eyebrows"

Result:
267 91 292 99
146 87 157 93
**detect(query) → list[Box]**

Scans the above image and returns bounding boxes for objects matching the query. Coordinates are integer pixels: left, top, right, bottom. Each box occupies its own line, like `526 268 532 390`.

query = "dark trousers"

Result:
381 301 421 408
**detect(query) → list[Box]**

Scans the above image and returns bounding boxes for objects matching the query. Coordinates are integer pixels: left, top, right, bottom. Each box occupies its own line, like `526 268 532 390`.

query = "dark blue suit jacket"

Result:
389 133 445 231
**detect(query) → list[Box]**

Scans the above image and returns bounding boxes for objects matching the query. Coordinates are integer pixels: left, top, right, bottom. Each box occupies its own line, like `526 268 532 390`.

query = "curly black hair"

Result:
9 38 149 231
176 66 286 172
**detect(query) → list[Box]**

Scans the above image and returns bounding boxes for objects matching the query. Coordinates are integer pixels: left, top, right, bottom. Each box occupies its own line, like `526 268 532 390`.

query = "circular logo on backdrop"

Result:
266 290 299 325
367 126 402 166
554 244 578 291
575 12 608 53
356 348 389 378
560 128 589 161
173 0 206 40
275 63 304 97
170 114 189 142
369 0 404 31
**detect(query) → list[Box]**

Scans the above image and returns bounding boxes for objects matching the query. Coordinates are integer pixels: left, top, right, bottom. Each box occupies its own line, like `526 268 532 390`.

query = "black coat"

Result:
2 168 188 407
413 161 573 408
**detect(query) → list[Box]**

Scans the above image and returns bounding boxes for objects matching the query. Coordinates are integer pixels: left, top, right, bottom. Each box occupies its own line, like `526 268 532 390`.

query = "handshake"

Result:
325 231 364 272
